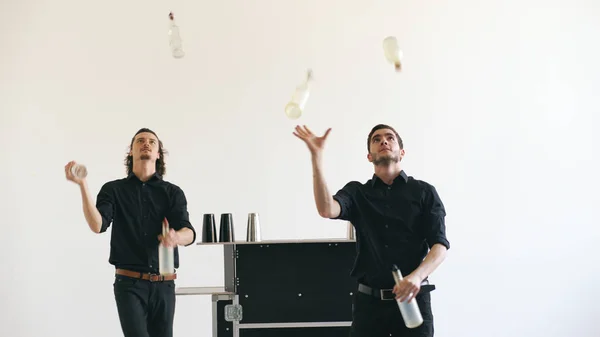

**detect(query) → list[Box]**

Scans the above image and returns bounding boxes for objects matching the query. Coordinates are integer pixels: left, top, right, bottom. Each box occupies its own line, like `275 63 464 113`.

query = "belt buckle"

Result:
148 273 164 282
379 289 395 301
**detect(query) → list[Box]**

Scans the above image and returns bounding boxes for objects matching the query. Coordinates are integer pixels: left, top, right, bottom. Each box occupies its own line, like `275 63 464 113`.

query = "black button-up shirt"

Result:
333 170 450 289
95 172 196 274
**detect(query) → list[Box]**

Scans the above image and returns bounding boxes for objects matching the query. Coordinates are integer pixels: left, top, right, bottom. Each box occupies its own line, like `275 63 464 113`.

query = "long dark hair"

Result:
124 128 168 176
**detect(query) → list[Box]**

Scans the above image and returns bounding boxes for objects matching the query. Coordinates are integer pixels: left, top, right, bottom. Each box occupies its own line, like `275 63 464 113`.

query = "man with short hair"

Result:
294 124 450 337
65 128 196 337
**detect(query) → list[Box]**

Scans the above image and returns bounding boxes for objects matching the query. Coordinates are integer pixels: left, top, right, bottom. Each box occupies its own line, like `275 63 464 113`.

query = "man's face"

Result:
367 128 404 165
130 132 160 162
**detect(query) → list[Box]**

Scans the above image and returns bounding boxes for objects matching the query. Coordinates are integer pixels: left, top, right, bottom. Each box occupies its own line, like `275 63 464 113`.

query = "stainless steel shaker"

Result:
246 213 261 242
219 213 235 242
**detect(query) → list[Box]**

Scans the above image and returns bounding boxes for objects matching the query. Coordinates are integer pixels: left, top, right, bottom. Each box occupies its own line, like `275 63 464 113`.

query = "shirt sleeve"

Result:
96 183 115 233
422 185 450 250
167 187 196 246
332 182 357 222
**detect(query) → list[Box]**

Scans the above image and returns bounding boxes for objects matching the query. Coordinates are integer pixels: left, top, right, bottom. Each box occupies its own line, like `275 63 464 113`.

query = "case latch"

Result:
224 304 243 322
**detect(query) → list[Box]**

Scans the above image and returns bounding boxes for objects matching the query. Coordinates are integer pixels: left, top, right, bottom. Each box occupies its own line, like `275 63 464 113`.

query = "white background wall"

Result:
2 0 599 336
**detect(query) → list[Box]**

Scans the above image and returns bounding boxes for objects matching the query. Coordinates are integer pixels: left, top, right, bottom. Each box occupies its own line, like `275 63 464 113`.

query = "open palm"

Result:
293 125 332 154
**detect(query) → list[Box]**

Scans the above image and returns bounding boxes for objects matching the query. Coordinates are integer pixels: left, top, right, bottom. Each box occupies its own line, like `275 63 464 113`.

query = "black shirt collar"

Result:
127 171 163 182
371 170 408 187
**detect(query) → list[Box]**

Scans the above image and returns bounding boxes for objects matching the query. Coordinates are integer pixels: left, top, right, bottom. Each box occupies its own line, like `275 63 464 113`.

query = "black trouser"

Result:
349 290 434 337
113 274 176 337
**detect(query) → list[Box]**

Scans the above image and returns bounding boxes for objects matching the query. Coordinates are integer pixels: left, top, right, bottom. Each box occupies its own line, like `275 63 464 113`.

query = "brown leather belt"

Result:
115 268 177 282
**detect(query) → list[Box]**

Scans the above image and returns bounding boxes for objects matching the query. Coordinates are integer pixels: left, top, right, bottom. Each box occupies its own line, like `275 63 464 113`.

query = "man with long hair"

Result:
294 124 450 337
65 128 196 337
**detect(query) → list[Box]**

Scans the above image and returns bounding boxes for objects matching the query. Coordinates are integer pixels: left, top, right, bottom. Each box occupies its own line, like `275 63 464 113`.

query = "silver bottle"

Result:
392 264 423 328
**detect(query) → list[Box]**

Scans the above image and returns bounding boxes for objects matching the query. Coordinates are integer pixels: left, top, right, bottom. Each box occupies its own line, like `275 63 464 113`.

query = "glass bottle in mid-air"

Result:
168 12 185 59
285 69 313 119
383 36 403 72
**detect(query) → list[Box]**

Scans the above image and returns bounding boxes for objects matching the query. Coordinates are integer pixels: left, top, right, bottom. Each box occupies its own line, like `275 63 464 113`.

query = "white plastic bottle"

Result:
392 264 423 328
159 219 175 275
168 12 185 58
383 36 403 72
284 69 313 119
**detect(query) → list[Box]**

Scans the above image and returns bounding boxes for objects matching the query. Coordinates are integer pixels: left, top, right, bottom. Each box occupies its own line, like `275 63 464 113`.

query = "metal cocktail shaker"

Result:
202 213 217 243
219 213 235 242
246 213 261 242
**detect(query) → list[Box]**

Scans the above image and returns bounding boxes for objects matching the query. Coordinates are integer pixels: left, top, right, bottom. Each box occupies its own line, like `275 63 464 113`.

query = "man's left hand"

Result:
392 273 422 302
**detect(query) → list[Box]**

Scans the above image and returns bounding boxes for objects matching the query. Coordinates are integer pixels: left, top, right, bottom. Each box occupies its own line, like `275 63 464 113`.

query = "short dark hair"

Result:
367 124 403 152
124 128 168 176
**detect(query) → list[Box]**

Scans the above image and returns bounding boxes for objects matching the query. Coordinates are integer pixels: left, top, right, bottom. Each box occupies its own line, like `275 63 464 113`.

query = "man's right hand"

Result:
293 125 332 155
64 160 85 186
293 125 341 218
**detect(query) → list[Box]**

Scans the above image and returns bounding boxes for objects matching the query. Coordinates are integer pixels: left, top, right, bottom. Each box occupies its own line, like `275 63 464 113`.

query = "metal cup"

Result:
219 213 235 242
202 213 217 243
246 213 261 242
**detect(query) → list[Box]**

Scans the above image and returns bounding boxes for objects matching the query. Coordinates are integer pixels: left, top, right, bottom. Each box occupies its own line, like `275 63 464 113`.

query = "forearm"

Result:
79 182 102 233
412 244 448 281
176 227 194 246
311 153 340 218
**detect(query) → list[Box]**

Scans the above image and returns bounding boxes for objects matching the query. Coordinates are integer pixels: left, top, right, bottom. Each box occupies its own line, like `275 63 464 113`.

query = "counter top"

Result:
175 286 233 296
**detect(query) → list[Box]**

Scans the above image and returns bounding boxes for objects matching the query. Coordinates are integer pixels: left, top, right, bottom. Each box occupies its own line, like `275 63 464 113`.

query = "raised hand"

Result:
293 125 332 155
64 160 85 186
